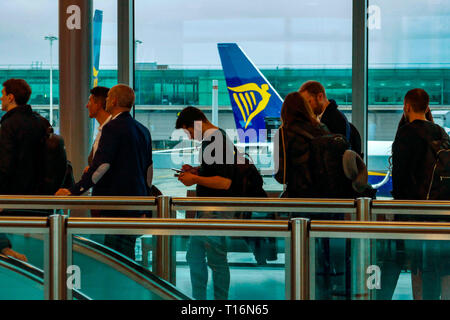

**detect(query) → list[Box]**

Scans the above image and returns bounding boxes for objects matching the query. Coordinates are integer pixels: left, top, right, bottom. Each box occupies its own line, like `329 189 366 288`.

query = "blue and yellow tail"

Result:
218 43 282 142
93 9 103 87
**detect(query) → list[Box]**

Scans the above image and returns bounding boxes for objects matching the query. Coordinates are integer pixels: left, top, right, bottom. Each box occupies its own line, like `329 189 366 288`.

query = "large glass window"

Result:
0 0 58 127
0 0 118 133
368 1 450 195
135 0 353 196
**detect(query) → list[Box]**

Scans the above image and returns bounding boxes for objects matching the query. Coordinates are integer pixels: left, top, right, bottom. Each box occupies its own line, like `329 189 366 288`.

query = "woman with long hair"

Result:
274 91 348 300
274 91 328 198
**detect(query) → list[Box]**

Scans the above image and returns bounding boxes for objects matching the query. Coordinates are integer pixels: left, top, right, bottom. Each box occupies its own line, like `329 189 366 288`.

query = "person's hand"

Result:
181 164 192 172
182 164 198 175
178 172 198 187
1 248 28 262
83 166 90 174
55 188 72 196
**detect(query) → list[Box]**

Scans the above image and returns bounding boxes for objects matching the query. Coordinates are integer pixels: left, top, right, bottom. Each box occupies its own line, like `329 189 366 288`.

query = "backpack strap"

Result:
424 126 450 157
233 145 253 164
281 127 287 188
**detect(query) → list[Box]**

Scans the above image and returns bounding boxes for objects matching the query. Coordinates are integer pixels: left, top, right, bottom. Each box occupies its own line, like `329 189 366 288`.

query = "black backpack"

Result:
425 129 450 200
34 114 70 195
289 126 354 198
232 147 277 264
232 146 267 198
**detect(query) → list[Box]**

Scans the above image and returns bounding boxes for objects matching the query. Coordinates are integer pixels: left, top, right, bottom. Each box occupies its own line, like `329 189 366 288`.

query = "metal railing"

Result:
0 196 448 300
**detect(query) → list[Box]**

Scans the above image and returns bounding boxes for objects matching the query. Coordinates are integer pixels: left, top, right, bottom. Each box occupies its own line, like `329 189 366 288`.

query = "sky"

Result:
0 0 450 68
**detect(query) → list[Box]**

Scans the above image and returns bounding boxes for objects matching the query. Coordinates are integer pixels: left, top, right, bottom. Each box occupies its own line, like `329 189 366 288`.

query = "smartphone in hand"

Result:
172 168 182 177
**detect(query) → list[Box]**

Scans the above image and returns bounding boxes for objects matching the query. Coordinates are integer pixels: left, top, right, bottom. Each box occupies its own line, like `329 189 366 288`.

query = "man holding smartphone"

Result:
175 106 236 300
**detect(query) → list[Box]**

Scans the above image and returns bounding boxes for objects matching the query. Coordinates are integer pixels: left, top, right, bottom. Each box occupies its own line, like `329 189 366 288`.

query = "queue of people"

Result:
0 77 448 300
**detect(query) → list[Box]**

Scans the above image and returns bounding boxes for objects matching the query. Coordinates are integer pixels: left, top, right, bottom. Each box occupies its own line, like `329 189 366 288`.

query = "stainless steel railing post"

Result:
351 197 372 300
356 197 372 221
47 214 68 300
290 218 310 300
153 196 176 284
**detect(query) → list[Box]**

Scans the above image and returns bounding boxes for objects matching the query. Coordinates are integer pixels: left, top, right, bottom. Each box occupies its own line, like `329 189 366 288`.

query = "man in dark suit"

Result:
56 84 153 259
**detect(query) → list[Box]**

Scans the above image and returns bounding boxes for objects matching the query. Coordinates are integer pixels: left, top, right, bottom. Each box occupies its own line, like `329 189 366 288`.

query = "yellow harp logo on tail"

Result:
228 83 271 129
93 67 99 87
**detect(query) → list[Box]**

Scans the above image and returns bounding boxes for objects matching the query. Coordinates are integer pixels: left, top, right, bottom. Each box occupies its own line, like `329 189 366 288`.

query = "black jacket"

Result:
70 112 153 199
392 120 449 200
0 105 47 195
274 121 328 198
321 100 350 141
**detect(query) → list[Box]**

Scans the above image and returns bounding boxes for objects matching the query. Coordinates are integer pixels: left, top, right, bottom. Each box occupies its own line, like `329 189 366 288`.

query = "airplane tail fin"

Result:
218 43 282 142
93 9 103 87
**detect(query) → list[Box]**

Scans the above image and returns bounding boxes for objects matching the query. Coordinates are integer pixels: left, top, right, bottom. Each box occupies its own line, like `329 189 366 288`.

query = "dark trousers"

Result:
313 238 348 300
376 239 450 300
104 235 138 260
186 236 230 300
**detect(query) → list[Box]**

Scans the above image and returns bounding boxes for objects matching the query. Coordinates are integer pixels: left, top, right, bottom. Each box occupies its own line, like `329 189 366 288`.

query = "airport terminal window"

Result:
0 0 58 127
368 1 450 196
135 0 353 196
0 0 117 132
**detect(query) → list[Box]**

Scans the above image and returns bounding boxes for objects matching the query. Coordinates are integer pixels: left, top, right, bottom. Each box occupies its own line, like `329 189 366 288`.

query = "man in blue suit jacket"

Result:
56 84 153 259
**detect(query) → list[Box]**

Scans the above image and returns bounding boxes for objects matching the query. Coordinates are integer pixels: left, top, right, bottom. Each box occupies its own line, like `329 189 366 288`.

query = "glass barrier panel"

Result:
70 231 286 300
310 236 450 300
71 232 167 300
0 233 46 300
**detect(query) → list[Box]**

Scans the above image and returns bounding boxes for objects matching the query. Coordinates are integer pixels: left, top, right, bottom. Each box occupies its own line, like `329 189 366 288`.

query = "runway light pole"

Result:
45 35 58 127
135 40 143 104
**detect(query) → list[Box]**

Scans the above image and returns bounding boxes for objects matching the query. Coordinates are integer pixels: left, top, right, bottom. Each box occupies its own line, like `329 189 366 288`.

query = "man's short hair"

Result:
110 84 135 109
404 88 429 113
2 79 32 105
175 106 208 129
299 80 326 97
90 86 109 110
